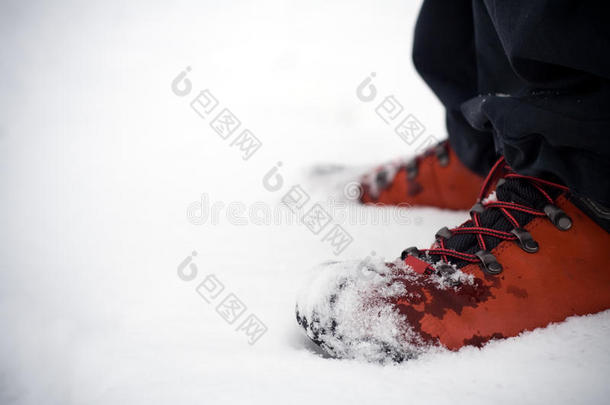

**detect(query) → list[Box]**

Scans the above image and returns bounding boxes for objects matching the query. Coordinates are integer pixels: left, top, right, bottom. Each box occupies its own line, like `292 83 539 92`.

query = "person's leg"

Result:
412 0 499 177
463 0 610 206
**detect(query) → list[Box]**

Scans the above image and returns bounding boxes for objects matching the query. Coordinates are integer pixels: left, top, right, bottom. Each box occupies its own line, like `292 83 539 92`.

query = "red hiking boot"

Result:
296 158 610 362
359 141 484 210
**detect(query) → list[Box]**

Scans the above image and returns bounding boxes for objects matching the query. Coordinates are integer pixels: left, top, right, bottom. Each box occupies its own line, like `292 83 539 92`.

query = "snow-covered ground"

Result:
1 0 609 404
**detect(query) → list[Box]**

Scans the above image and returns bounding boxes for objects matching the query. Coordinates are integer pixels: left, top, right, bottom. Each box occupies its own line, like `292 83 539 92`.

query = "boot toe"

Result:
295 259 429 362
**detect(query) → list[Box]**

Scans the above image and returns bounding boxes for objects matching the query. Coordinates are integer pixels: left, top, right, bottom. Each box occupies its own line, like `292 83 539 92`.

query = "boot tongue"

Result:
433 177 560 268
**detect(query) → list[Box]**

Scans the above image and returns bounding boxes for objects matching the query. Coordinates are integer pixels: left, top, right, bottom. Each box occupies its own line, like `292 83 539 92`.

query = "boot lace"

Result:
402 157 571 275
365 141 450 197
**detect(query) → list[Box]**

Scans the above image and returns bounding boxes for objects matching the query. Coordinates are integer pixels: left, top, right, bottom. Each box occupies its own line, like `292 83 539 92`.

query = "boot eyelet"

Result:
436 263 456 276
544 204 572 231
435 144 449 167
510 228 539 253
376 170 389 189
470 202 485 216
405 161 418 180
475 250 503 275
401 246 420 260
436 264 461 286
435 226 453 240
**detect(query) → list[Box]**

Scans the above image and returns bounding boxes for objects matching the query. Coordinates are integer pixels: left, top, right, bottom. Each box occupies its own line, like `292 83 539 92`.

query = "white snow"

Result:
1 0 609 404
295 258 427 363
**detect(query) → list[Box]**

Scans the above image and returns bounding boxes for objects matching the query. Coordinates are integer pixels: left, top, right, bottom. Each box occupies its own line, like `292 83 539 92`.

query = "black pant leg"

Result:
464 0 610 205
414 0 610 204
412 0 499 177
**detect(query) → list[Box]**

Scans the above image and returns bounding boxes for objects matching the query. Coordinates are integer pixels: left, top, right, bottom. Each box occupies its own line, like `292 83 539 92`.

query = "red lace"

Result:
420 157 569 264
